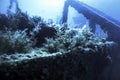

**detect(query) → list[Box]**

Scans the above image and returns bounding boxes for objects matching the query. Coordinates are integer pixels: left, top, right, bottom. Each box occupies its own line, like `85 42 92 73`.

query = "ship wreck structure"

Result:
0 0 120 80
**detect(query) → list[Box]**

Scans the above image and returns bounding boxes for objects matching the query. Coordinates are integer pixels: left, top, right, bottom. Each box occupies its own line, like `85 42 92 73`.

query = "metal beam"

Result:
62 0 120 45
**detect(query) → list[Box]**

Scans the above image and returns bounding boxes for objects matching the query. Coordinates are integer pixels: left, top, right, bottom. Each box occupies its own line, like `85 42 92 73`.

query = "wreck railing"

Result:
62 0 120 46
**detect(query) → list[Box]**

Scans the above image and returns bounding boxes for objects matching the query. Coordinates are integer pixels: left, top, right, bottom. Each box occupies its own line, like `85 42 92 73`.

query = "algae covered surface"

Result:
0 10 114 80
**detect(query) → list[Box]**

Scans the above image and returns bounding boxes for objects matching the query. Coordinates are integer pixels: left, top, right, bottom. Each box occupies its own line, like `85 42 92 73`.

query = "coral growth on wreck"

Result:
0 29 34 54
37 24 114 55
0 11 114 60
0 11 114 80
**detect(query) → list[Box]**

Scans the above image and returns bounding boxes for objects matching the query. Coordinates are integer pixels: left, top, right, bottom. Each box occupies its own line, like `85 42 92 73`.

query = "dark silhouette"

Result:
35 23 57 47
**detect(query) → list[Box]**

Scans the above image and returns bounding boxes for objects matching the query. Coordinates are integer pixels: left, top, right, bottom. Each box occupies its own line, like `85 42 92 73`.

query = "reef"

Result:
0 11 114 80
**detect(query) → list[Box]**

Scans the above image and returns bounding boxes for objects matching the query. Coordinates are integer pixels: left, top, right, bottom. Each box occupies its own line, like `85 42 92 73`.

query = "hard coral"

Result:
0 29 34 54
38 24 114 55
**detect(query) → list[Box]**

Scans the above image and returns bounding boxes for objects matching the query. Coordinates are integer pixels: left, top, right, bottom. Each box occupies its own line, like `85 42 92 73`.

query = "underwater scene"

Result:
0 0 120 80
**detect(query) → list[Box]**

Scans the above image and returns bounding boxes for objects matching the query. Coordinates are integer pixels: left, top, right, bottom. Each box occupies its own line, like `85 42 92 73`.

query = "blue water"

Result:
0 0 120 22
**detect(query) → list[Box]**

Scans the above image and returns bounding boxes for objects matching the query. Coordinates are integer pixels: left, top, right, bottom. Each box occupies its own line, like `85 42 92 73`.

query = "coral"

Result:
0 29 34 54
0 20 114 80
0 11 114 56
38 24 114 55
0 11 43 33
0 9 115 80
0 14 9 30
